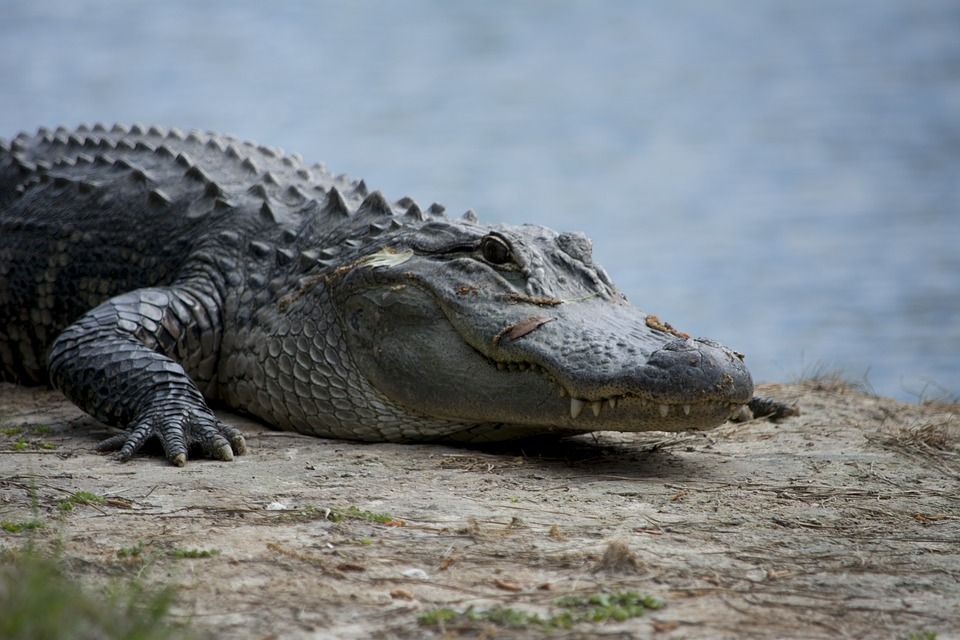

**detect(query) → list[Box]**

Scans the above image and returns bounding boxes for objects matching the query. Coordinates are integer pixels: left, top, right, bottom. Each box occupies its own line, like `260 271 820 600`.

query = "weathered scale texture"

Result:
0 124 757 466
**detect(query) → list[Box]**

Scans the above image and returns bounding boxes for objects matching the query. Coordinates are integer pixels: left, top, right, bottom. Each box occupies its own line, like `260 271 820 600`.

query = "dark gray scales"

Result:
1 124 779 466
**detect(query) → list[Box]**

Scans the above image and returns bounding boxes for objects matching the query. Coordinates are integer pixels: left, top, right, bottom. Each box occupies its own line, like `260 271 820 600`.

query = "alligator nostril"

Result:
694 337 724 349
647 340 697 371
660 338 697 353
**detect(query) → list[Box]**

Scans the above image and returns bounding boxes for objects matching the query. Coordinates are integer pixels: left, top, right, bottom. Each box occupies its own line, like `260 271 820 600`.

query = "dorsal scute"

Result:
247 240 273 258
321 186 350 218
282 185 308 206
258 201 277 223
247 183 270 201
224 144 243 160
148 188 173 206
403 201 424 222
357 191 393 218
240 156 259 175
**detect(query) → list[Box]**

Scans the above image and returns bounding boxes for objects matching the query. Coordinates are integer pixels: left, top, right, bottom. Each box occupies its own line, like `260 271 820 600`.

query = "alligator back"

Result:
0 124 363 385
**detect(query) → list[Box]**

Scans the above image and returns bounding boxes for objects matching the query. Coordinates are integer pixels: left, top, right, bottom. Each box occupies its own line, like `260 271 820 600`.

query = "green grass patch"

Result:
168 547 221 559
57 491 106 512
117 540 150 559
1 424 51 436
7 432 55 451
1 519 45 534
118 540 220 560
273 503 324 522
418 590 662 631
329 505 394 523
276 504 394 524
0 550 192 640
555 591 663 622
418 607 459 626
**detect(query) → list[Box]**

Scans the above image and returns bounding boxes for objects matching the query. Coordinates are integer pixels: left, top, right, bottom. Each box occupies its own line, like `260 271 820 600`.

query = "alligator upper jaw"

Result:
489 351 749 420
462 297 755 431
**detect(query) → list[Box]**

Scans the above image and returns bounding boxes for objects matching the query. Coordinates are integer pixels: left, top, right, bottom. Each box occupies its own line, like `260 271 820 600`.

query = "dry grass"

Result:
792 363 875 396
872 416 960 480
592 540 645 575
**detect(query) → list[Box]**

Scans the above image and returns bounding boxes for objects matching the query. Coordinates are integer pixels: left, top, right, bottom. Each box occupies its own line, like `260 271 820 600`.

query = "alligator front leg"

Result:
48 286 246 466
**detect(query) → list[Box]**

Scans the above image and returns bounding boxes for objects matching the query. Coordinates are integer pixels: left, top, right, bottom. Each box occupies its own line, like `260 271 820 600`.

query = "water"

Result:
1 0 958 401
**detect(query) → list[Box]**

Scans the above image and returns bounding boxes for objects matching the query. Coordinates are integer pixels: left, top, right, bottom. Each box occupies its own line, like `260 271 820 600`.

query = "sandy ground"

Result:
1 379 958 640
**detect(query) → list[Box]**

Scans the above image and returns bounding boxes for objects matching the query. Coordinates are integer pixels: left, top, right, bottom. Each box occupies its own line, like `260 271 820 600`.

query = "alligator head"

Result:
326 216 753 441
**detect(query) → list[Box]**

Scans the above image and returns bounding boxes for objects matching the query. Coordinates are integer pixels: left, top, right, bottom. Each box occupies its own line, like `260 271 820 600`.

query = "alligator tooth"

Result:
607 397 617 410
559 387 569 398
496 362 506 371
659 404 669 418
682 404 691 416
590 401 602 417
517 363 529 372
570 398 585 419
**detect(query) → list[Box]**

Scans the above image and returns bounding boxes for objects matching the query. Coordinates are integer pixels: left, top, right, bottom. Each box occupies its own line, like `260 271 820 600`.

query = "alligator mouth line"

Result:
486 357 745 421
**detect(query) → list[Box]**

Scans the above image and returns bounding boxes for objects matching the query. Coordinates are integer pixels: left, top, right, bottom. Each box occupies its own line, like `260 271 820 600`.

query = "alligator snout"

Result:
645 337 753 403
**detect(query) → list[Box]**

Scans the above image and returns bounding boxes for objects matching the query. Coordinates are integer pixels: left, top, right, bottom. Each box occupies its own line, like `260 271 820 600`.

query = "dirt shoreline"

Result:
2 380 958 639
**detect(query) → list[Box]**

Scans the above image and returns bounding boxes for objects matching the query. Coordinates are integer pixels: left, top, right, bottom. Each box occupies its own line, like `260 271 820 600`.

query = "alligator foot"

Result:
94 401 247 466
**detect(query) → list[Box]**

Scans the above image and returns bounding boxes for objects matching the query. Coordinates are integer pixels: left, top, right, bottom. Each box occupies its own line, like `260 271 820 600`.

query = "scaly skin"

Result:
0 124 756 465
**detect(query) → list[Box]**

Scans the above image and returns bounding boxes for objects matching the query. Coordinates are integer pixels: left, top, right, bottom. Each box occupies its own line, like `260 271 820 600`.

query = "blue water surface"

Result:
1 0 957 401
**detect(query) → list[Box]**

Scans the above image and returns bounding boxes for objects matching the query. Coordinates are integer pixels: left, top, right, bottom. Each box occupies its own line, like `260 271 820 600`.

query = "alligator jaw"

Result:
489 357 746 426
451 284 755 433
562 386 745 425
564 395 747 430
480 342 751 433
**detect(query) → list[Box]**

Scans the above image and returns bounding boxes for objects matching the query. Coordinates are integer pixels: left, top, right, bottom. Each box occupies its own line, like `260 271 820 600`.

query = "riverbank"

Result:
1 379 957 639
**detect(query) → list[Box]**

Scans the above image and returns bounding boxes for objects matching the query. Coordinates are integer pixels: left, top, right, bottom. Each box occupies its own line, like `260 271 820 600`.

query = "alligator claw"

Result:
95 407 246 466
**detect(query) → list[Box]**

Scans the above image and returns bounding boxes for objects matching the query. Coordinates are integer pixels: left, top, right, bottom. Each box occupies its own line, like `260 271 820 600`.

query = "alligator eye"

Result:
479 235 513 265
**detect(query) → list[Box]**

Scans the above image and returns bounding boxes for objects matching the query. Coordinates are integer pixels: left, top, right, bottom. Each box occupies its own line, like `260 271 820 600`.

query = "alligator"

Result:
1 124 766 466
